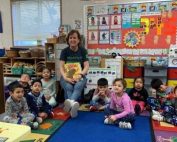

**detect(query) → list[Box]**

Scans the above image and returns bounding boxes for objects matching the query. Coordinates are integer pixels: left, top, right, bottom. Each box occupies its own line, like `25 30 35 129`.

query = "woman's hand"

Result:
64 76 76 84
73 74 82 82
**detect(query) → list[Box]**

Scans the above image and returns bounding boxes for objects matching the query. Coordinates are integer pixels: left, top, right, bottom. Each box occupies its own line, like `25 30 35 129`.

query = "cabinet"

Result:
167 67 177 87
0 57 45 76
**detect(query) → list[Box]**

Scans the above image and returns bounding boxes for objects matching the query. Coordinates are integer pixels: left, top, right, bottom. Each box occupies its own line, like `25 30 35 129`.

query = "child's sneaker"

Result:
152 114 164 121
152 110 161 116
36 117 43 124
119 121 132 129
118 121 124 128
104 118 114 125
134 104 141 115
27 121 39 130
70 101 80 118
63 99 72 112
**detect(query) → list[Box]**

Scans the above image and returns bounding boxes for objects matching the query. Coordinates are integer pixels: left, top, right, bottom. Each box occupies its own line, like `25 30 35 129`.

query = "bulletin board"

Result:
84 1 177 56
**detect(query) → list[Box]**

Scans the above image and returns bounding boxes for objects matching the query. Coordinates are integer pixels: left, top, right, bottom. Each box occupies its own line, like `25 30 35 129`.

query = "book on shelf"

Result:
64 63 82 79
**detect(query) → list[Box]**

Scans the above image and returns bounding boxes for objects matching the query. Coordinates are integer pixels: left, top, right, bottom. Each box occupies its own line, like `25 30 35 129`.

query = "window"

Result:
11 0 61 46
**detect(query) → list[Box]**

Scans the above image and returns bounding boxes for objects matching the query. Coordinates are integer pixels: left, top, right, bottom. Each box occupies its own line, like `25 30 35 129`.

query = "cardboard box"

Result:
47 37 59 43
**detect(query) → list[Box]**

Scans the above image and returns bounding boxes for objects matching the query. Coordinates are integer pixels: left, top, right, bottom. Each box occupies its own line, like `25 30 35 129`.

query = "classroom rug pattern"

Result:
31 118 64 135
151 116 177 142
152 120 177 132
154 130 177 142
48 111 153 142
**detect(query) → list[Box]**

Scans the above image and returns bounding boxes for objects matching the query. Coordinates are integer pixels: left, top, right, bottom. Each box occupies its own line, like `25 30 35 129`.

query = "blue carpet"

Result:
48 111 153 142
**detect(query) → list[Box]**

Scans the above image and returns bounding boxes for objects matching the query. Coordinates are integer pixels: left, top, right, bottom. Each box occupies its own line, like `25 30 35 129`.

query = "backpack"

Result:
83 89 95 103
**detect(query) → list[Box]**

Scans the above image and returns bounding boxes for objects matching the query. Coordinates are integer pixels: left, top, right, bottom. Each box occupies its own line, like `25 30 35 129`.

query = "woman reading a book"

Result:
59 29 89 118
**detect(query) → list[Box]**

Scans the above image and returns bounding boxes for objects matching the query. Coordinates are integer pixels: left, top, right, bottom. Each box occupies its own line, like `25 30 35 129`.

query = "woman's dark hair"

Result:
66 29 81 46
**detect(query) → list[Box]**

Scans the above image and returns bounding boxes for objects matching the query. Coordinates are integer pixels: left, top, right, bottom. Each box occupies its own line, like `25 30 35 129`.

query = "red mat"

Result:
52 107 70 121
152 120 177 132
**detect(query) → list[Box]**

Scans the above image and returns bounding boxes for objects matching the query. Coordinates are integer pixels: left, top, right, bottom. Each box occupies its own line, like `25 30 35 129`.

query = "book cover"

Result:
64 63 82 79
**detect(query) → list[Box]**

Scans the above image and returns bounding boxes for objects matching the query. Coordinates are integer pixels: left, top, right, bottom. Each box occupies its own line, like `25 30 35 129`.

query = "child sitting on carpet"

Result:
41 67 57 107
129 77 149 115
3 82 39 129
89 78 111 111
4 73 31 100
104 78 135 129
150 79 177 126
26 79 53 122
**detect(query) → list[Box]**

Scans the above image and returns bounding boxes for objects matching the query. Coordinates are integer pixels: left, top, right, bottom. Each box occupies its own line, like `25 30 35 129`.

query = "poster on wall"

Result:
108 5 120 14
88 16 98 30
88 30 98 44
122 13 131 28
99 30 109 44
99 15 109 29
110 30 121 44
94 5 108 15
85 0 177 56
110 14 121 29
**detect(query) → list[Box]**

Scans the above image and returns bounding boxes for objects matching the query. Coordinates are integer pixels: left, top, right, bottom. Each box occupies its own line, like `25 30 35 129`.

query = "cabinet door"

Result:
167 68 177 79
123 67 143 78
144 68 167 77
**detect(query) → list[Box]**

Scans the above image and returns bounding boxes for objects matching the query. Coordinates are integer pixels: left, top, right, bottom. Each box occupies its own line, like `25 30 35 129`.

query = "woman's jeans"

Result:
60 76 87 101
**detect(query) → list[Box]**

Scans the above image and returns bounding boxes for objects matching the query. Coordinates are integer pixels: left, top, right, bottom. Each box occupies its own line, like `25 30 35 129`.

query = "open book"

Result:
64 63 82 79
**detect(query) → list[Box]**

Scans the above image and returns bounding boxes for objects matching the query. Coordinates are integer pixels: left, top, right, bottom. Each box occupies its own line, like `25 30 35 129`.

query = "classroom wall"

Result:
0 0 13 49
0 0 161 48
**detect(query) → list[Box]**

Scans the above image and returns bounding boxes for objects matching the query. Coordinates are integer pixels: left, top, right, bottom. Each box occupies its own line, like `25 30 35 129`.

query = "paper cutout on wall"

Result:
88 30 98 44
110 30 121 44
124 31 140 48
110 15 121 29
99 15 109 30
99 30 109 44
88 16 98 30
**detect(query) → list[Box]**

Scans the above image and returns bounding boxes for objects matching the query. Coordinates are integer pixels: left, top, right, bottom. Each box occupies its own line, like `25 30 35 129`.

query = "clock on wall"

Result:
172 58 177 65
124 31 140 48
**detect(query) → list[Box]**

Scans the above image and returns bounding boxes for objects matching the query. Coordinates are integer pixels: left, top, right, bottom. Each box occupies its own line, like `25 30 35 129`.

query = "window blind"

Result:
12 0 61 42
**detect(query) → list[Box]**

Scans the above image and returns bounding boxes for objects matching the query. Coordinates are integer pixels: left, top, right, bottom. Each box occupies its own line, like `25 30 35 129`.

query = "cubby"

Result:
0 57 45 76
